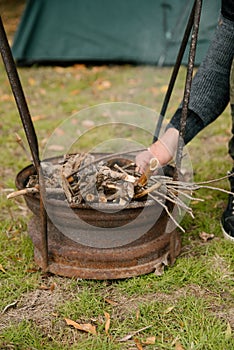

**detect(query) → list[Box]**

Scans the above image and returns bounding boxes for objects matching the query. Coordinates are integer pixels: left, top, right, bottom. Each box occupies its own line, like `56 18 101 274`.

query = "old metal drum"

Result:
16 155 181 279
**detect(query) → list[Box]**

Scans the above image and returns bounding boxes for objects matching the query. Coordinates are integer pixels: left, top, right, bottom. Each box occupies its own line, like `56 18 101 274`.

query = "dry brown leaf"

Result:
50 282 57 292
91 66 106 73
0 264 6 273
160 85 168 93
199 231 215 242
93 79 111 90
32 115 46 122
134 337 143 350
0 94 13 101
28 77 36 86
142 336 156 345
64 318 97 335
98 80 111 90
70 89 80 96
39 88 46 95
73 64 87 71
104 298 118 306
175 341 185 350
39 284 50 290
54 66 66 73
104 311 111 335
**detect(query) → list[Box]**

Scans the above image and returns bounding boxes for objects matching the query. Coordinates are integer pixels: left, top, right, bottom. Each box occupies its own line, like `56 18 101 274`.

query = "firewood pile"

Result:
10 152 233 232
24 153 194 231
26 153 164 205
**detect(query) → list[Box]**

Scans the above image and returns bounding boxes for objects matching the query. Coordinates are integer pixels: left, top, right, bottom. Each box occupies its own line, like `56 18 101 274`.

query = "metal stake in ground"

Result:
0 16 48 270
153 0 196 142
175 0 202 174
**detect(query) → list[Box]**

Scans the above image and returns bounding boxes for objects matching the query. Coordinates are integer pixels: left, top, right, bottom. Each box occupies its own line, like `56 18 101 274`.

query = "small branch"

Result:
2 300 18 314
148 192 185 232
119 325 152 342
134 181 162 198
7 186 39 199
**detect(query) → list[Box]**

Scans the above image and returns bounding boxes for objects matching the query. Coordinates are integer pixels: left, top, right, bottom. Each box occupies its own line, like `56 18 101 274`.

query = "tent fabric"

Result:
12 0 220 66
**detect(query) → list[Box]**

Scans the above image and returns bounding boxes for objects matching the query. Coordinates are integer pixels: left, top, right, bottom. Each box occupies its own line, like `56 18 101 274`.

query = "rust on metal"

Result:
1 0 203 278
16 159 181 279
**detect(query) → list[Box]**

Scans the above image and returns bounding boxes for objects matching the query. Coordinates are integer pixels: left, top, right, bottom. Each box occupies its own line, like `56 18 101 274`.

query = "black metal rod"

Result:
39 168 48 270
0 16 40 170
153 0 196 142
0 16 49 270
175 0 202 172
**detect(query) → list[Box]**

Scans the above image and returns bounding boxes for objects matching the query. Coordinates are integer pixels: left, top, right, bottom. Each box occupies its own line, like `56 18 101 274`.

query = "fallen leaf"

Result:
39 284 50 290
94 79 111 90
0 264 6 273
64 318 97 335
104 298 118 306
54 66 67 73
199 231 215 242
70 89 80 96
175 341 185 350
26 268 39 273
160 85 168 93
28 77 36 86
32 115 46 122
50 282 57 292
104 311 111 335
142 336 156 345
91 66 106 73
39 88 46 95
73 64 87 71
134 337 143 350
0 94 13 101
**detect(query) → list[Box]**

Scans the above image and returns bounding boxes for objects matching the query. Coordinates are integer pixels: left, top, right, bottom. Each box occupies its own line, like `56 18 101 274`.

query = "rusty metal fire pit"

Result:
0 0 202 279
15 155 181 279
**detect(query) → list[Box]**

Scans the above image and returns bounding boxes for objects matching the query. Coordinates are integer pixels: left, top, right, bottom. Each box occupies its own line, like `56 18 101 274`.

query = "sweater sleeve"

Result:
168 12 234 144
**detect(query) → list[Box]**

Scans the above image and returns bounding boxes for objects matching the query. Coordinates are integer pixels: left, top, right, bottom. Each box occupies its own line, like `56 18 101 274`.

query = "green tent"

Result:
12 0 220 66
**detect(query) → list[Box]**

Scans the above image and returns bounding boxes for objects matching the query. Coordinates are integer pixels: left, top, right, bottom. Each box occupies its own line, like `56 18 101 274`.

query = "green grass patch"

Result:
0 5 234 348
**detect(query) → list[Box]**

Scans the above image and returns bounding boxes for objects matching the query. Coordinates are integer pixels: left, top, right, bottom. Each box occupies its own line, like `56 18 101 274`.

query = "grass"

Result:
0 1 234 349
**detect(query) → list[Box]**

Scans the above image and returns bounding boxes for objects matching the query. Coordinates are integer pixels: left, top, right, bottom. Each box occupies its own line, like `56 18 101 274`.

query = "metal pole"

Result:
175 0 202 173
153 0 196 142
0 16 48 270
0 16 40 170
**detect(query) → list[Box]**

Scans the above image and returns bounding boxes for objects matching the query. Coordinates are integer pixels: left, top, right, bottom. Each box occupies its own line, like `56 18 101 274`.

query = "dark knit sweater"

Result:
168 0 234 144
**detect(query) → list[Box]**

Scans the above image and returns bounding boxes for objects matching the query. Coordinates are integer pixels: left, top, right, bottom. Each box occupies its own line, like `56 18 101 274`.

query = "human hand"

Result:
135 128 179 174
135 148 158 174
